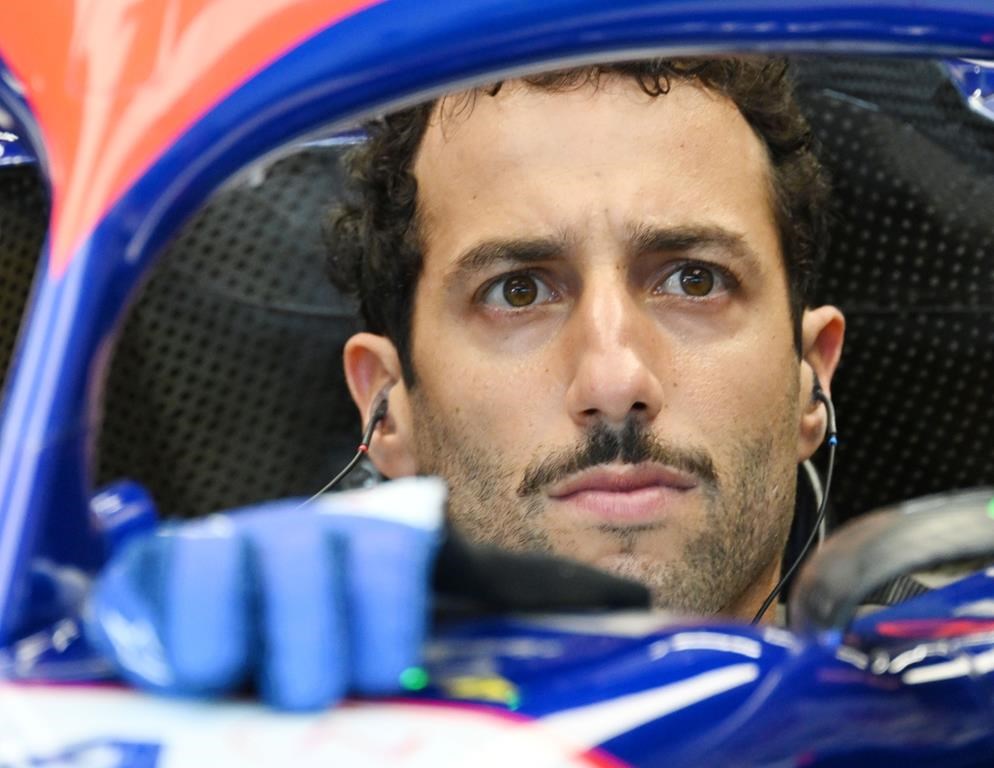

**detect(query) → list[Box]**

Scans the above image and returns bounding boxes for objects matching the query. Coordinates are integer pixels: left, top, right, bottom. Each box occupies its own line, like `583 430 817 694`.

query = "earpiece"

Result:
811 374 837 447
752 371 839 623
359 386 392 452
299 385 393 506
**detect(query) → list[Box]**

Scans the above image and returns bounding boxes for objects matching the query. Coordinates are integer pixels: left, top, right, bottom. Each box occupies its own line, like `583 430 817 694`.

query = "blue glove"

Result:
84 477 445 711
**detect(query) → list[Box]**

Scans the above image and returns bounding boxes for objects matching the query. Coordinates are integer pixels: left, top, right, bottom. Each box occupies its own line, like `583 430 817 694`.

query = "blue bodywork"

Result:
422 573 994 766
2 1 994 765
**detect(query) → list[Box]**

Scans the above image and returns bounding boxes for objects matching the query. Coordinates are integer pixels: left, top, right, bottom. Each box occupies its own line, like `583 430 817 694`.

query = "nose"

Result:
564 279 665 429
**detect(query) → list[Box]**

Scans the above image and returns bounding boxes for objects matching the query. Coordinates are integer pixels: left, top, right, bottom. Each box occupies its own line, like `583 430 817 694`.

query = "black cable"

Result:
299 386 835 620
752 390 837 624
297 395 389 506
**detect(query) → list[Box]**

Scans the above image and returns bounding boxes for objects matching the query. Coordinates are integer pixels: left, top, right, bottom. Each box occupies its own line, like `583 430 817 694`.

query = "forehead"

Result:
412 76 779 270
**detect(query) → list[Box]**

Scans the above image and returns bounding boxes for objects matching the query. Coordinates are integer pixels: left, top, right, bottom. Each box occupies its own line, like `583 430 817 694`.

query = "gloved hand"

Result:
84 477 444 711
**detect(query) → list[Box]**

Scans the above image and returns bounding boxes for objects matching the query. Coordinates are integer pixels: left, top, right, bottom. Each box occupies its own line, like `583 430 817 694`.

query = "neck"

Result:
725 557 782 625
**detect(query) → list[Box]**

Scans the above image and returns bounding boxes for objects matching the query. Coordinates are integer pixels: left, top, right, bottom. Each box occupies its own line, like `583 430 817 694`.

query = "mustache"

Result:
516 418 718 497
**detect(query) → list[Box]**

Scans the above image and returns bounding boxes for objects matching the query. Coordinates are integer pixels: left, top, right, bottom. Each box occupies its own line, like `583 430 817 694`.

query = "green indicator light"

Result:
399 666 430 691
987 497 994 520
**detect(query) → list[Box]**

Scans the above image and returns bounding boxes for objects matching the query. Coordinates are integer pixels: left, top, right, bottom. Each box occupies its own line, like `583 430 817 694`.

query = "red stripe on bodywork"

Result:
875 618 994 639
0 0 381 277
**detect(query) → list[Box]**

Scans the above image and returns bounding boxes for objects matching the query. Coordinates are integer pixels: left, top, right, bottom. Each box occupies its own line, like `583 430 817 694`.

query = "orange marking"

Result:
0 0 382 277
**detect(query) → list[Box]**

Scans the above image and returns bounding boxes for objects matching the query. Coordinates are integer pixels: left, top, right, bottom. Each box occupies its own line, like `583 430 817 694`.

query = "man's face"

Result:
397 78 810 616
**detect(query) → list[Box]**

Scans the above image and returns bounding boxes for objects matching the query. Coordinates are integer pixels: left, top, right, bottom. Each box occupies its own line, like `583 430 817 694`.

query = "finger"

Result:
86 534 176 693
86 522 253 698
164 518 252 694
245 517 349 711
338 516 438 695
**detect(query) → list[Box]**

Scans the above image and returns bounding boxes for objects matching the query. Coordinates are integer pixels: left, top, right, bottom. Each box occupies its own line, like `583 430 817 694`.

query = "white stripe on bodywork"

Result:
537 663 760 748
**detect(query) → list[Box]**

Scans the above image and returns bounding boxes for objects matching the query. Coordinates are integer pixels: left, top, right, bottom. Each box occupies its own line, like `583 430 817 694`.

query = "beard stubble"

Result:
408 390 798 616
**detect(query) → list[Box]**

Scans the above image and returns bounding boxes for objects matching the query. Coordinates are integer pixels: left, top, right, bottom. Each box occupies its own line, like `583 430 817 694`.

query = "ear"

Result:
343 332 418 478
797 305 846 462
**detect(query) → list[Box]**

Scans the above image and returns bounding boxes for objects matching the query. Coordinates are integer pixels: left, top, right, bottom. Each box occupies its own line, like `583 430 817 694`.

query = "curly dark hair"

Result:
326 58 829 385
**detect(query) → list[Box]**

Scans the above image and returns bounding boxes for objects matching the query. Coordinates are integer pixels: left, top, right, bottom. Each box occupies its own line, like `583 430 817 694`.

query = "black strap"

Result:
432 527 650 615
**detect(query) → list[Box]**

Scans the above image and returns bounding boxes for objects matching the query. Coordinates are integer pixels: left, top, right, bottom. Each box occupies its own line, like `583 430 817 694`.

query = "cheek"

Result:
668 327 799 436
413 335 559 455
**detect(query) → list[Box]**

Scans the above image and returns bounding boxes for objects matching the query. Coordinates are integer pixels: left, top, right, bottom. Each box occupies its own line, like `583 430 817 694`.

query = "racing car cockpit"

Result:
2 2 994 766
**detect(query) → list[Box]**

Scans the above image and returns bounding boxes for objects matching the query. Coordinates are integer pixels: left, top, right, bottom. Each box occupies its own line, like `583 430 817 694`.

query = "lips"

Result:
546 463 698 525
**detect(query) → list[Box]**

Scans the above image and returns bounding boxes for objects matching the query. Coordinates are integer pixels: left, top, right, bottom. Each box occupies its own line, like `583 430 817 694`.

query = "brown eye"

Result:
503 275 539 307
481 272 556 309
655 262 730 299
679 266 715 296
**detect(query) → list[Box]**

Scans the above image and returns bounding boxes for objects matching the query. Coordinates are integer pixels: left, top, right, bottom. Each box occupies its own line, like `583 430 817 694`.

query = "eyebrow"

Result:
445 235 570 289
445 222 760 288
626 223 761 266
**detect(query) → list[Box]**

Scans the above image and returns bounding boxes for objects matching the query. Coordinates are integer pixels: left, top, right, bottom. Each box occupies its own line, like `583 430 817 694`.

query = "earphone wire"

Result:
297 386 834 615
295 396 389 509
751 390 837 624
801 459 826 546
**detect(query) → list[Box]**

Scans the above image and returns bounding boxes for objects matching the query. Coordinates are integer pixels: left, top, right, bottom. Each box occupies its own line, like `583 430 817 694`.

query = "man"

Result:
328 58 845 623
86 57 846 710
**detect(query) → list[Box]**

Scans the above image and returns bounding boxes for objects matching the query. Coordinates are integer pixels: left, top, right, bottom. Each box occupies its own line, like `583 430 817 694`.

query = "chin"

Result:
591 552 722 615
593 552 668 591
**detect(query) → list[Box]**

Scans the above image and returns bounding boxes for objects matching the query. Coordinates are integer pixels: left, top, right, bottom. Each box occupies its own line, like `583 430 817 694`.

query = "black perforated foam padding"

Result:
794 58 994 524
97 149 362 518
0 164 47 389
